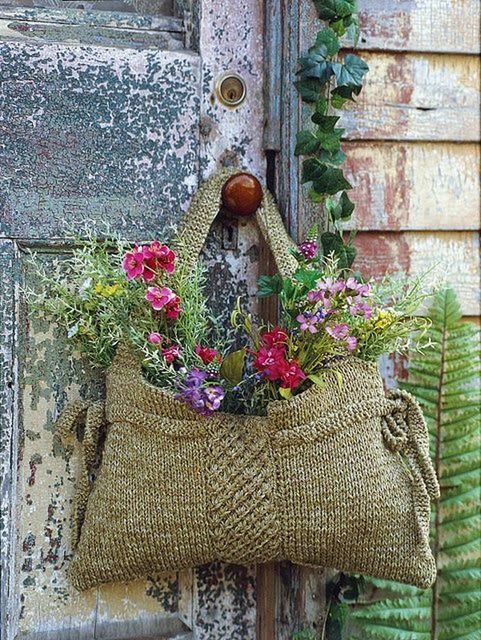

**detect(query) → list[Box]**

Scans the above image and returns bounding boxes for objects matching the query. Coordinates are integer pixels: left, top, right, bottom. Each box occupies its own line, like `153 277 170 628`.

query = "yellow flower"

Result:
94 283 104 295
94 283 121 297
374 310 396 329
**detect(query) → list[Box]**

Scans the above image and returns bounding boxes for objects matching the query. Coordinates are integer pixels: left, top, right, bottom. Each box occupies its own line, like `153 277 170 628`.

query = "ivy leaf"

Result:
339 191 355 218
315 27 340 57
295 130 321 156
321 231 344 256
318 148 346 166
299 48 334 82
220 349 245 386
313 167 351 195
333 54 369 88
295 78 322 103
314 0 356 21
318 129 344 152
314 97 328 116
311 113 340 131
302 157 327 183
332 84 362 102
257 274 283 298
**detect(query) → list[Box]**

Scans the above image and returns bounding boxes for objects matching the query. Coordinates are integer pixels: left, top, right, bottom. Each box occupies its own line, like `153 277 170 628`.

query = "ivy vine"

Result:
295 0 369 270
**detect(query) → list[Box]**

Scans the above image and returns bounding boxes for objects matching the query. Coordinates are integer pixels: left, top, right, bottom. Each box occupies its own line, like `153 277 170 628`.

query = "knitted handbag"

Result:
57 168 439 591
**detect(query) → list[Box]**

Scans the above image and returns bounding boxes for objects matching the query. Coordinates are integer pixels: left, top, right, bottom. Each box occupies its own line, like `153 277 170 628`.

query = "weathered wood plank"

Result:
300 0 480 55
357 0 480 54
0 240 19 640
0 7 182 32
0 18 184 49
341 52 480 142
354 231 481 316
0 43 200 239
343 142 480 231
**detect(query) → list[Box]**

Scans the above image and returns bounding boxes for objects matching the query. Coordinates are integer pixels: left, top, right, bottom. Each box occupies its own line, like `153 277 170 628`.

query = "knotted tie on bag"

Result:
56 401 105 548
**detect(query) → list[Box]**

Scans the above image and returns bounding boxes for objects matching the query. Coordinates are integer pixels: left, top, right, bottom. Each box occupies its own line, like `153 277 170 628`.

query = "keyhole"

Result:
216 73 247 108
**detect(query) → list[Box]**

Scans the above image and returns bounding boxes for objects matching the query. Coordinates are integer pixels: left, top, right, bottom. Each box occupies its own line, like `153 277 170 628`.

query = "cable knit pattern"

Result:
56 170 440 591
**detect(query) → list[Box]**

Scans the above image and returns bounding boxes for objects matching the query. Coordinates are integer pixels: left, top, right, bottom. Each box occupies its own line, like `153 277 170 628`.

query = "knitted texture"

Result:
57 170 439 591
61 349 439 591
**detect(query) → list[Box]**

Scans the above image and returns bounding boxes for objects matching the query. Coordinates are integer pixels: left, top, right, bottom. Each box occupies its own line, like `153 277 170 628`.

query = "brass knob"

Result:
221 173 263 217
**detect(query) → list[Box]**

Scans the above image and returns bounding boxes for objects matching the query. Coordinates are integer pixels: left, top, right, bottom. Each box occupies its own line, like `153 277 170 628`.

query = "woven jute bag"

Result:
57 168 439 591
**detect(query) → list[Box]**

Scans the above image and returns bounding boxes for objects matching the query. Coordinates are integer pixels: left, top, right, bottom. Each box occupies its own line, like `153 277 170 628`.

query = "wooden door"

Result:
0 0 269 637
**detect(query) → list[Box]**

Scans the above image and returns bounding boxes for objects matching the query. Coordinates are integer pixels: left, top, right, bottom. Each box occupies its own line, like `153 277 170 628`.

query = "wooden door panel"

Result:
0 42 200 239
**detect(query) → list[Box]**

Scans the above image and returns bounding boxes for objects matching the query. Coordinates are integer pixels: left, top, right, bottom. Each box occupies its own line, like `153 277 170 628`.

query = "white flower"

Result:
78 277 92 300
67 323 79 338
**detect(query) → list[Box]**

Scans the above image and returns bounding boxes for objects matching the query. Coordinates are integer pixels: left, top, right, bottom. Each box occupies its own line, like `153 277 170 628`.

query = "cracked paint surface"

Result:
0 41 201 239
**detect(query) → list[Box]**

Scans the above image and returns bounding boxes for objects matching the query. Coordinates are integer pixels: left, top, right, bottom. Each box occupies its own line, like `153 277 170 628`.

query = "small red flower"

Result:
277 359 306 390
162 344 180 363
165 295 181 320
261 327 288 348
195 344 221 365
146 241 176 275
252 346 286 380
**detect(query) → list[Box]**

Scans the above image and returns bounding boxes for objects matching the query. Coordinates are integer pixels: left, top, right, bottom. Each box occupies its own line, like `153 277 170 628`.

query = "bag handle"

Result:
172 167 299 277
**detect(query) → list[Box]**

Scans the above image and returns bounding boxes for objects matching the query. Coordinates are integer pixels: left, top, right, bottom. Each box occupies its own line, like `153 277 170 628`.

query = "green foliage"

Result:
295 0 368 271
348 287 481 640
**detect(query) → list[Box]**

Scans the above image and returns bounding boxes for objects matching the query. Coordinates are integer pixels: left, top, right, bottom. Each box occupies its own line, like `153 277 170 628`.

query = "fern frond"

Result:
348 287 481 640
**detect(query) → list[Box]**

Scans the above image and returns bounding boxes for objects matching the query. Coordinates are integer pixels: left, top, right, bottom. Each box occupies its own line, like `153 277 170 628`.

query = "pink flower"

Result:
122 245 146 280
162 344 180 363
326 323 350 340
307 290 324 303
195 344 221 365
349 302 373 319
261 327 288 348
277 359 306 390
146 241 176 275
165 295 181 320
148 332 162 344
346 336 358 352
145 286 176 311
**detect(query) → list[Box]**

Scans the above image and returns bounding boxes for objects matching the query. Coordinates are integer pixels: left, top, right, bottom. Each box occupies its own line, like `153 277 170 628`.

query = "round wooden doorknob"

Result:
221 172 263 216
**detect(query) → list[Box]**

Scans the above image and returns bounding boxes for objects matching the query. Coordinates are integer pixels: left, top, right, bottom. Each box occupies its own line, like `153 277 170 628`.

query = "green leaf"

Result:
314 0 356 21
332 83 362 102
308 374 325 388
318 148 347 166
220 349 246 386
293 268 322 289
279 387 293 400
299 48 334 82
315 27 341 56
295 130 321 156
313 167 352 195
348 287 481 639
302 157 327 183
339 191 355 219
333 53 369 88
257 274 283 298
317 128 344 152
311 113 340 130
295 78 322 103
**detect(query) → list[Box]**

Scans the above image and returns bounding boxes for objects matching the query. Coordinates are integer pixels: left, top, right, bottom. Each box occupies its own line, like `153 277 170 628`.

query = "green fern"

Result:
348 287 481 640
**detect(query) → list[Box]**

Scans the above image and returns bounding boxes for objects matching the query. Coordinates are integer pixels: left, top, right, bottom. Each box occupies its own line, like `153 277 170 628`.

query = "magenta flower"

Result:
346 336 358 352
122 245 145 280
298 240 318 260
145 286 176 311
307 290 324 303
326 323 350 340
162 344 180 363
146 241 176 275
148 332 162 344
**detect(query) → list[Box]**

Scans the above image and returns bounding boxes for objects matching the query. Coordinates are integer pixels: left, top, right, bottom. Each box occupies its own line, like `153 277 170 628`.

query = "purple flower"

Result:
297 312 320 333
326 323 350 340
203 385 225 413
176 369 225 416
185 368 209 387
298 240 318 260
346 336 358 352
349 302 373 319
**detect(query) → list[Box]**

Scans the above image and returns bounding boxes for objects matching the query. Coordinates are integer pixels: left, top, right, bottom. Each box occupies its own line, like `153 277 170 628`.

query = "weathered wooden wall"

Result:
298 0 480 324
